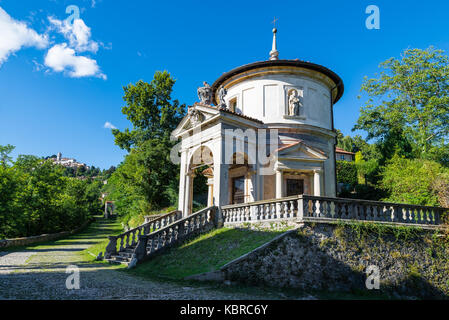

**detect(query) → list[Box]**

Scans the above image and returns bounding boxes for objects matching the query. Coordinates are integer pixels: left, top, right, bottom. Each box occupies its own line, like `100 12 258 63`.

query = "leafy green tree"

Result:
336 130 381 162
380 154 447 206
354 47 449 164
106 71 186 221
0 151 103 238
336 160 358 186
0 144 15 167
112 71 185 151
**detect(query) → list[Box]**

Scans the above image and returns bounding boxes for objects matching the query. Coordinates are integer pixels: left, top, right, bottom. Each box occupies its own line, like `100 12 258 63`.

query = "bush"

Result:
0 154 103 239
381 154 447 206
336 160 358 186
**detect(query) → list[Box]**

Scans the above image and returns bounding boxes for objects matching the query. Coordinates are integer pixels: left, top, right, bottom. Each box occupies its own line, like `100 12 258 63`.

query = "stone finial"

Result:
269 27 279 61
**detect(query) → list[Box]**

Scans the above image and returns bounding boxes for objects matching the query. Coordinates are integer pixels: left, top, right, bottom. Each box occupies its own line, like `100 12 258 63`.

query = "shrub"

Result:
381 154 447 206
336 160 358 186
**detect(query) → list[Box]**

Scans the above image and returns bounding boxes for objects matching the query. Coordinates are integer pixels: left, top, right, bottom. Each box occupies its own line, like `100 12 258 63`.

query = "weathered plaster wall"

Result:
221 222 449 298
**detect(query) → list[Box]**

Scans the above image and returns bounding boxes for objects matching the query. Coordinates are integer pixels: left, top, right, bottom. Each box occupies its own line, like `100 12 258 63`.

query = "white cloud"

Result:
103 121 117 129
44 43 106 79
0 7 48 66
48 16 98 53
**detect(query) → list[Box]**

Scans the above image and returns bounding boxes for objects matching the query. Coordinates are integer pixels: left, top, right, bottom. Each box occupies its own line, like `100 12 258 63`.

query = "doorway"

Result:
286 179 304 196
232 176 245 204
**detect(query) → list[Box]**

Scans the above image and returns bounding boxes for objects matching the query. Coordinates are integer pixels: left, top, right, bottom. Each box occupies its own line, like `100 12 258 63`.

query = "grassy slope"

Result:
3 216 122 253
127 227 286 280
79 217 124 261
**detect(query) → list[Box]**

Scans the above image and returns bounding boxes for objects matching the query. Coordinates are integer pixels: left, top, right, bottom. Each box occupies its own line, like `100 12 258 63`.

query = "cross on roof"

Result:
272 17 278 28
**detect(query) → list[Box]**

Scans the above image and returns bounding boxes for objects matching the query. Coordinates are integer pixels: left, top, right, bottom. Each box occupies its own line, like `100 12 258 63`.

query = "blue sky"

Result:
1 0 449 169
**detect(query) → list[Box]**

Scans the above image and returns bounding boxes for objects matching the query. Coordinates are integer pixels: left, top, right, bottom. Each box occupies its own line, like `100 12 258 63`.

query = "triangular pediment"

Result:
172 105 219 137
276 141 327 161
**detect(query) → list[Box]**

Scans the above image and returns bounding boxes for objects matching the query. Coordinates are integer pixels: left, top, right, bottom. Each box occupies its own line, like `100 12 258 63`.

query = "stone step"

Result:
119 252 133 258
109 255 131 263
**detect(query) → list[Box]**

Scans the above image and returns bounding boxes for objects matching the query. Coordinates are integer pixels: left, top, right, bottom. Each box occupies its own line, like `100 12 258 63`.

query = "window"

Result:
229 98 237 112
286 179 304 196
232 176 245 204
340 155 345 160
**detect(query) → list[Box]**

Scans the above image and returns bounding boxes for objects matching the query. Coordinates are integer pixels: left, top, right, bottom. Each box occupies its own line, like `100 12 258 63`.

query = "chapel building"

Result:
172 28 344 216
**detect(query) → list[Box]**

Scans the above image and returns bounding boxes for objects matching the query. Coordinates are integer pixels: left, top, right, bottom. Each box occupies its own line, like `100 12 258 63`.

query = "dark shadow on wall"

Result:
221 224 448 299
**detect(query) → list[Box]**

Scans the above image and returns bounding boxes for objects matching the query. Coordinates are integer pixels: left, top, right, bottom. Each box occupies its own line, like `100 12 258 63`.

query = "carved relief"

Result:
188 108 203 127
288 89 301 116
197 81 213 105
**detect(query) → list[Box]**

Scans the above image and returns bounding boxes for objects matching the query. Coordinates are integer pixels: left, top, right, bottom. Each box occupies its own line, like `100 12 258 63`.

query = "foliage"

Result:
354 151 379 185
336 130 381 162
354 47 449 165
432 173 449 208
380 154 449 206
0 145 103 239
0 144 14 167
336 160 358 186
111 71 185 151
105 71 186 225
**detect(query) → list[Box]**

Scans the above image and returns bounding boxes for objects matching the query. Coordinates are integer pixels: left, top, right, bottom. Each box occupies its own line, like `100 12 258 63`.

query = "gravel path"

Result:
0 220 297 300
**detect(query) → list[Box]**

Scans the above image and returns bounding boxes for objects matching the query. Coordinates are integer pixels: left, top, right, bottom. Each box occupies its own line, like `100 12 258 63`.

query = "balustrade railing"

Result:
105 195 446 264
222 196 300 224
221 195 446 226
130 206 218 263
302 196 445 225
104 210 182 259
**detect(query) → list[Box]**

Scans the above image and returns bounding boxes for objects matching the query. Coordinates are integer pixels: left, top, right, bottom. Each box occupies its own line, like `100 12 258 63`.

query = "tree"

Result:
380 154 447 206
111 71 185 151
354 47 449 164
106 71 186 221
0 151 103 238
0 144 14 167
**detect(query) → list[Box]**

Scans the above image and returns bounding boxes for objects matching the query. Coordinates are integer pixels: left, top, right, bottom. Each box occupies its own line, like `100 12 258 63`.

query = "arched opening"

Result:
186 146 214 215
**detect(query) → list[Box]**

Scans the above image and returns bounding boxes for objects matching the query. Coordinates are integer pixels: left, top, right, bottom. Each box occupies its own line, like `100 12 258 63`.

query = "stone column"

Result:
207 177 214 207
313 169 322 196
183 171 194 217
275 169 283 199
178 150 188 213
245 170 256 202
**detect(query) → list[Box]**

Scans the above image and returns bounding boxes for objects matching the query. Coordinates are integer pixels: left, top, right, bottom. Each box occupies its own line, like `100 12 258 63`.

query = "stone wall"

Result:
220 222 449 298
0 218 94 249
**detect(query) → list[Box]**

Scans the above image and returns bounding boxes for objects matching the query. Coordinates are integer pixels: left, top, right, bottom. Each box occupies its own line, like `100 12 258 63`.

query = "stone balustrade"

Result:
221 195 446 227
222 196 300 225
301 195 445 225
104 210 182 259
134 206 218 261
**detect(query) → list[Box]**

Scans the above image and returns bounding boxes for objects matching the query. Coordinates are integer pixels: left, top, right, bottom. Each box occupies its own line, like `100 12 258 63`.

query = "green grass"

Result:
79 217 124 261
127 227 286 280
2 216 115 252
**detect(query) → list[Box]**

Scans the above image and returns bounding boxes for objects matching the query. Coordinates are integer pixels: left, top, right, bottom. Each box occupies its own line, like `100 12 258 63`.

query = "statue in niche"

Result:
218 86 228 109
197 81 213 105
288 89 301 116
188 108 203 127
